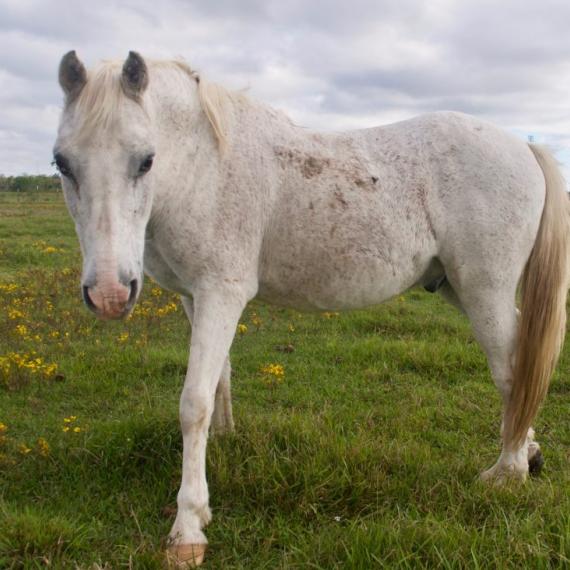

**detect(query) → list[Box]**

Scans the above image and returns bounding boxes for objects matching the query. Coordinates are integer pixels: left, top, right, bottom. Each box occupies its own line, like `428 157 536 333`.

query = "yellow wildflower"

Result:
261 363 285 378
8 308 25 320
133 303 152 317
260 363 285 387
118 332 129 342
43 363 57 378
73 427 81 433
37 437 50 457
0 351 57 379
151 287 162 297
155 302 178 317
0 422 7 433
62 426 70 432
18 444 32 455
237 323 248 334
14 324 29 337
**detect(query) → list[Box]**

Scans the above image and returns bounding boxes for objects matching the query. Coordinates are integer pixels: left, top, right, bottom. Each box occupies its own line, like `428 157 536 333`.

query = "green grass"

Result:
1 192 570 568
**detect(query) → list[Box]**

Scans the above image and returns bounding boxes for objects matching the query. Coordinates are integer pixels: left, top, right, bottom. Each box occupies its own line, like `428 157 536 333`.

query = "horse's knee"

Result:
180 389 214 432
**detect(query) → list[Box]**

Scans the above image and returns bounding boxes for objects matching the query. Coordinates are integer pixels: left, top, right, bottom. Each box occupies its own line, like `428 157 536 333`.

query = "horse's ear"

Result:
121 51 148 99
59 51 87 102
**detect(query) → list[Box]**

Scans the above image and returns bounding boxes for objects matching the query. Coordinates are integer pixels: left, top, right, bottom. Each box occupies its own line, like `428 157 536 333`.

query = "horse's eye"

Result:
53 154 72 178
138 154 154 175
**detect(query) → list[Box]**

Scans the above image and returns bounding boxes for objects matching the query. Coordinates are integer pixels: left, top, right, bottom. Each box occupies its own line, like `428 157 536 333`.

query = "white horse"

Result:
54 51 569 567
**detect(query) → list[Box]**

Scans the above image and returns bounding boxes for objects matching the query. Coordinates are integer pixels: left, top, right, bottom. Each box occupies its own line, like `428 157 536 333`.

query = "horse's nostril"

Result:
128 279 138 306
82 285 97 312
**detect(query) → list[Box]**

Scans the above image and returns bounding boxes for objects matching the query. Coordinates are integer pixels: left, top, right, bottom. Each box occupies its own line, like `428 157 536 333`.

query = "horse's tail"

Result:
504 144 570 451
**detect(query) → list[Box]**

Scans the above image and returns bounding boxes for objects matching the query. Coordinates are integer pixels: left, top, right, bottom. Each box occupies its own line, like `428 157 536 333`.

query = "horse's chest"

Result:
143 240 193 296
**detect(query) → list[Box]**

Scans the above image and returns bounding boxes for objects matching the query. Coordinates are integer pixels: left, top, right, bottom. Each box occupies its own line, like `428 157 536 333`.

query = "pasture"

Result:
1 191 570 569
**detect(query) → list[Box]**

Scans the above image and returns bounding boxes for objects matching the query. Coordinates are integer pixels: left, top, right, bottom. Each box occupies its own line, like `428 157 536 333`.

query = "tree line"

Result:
0 175 61 192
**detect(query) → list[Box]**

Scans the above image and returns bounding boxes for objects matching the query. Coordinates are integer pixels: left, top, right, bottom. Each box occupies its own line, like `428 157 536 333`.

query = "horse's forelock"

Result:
69 61 130 139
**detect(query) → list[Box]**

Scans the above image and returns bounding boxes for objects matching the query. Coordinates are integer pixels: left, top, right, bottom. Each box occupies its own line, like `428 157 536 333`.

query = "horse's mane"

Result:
72 59 236 148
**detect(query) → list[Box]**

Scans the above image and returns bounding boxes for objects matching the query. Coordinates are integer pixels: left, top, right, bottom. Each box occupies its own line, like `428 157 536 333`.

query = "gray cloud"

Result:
0 0 568 178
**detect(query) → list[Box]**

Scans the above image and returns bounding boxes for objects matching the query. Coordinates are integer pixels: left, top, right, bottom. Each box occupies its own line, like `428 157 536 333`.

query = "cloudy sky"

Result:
1 0 570 179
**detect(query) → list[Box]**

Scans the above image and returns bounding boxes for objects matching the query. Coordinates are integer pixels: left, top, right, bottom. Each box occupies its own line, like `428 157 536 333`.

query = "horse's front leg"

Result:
167 287 245 567
181 296 234 435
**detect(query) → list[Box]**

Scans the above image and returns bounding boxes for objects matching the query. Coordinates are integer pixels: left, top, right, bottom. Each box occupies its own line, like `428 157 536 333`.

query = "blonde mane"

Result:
169 60 240 149
71 59 236 148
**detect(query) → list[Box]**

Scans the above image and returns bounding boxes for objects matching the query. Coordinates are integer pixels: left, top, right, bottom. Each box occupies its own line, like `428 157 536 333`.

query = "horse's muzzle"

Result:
82 278 138 320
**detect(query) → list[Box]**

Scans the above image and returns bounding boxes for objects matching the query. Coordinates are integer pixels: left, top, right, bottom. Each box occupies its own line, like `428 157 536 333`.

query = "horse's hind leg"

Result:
450 281 540 481
438 280 465 314
182 296 235 434
210 358 234 435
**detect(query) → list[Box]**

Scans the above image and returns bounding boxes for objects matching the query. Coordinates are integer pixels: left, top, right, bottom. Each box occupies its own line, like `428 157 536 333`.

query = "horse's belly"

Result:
258 248 432 311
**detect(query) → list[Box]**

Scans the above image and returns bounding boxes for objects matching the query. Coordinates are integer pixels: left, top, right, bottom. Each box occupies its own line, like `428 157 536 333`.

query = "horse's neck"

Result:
151 77 220 205
151 75 332 215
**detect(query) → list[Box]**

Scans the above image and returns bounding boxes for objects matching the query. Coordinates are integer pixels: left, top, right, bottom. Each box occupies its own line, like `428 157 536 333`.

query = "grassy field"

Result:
1 192 570 569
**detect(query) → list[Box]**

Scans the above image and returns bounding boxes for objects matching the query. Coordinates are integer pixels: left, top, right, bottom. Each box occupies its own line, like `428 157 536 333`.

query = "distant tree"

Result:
0 174 61 192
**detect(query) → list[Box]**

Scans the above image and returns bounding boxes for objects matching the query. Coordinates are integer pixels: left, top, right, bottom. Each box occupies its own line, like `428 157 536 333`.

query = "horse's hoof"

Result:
528 449 544 477
480 464 527 485
166 544 206 567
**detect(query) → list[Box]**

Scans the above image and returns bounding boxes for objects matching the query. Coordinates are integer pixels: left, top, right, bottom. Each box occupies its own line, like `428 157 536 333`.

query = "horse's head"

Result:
54 51 155 320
